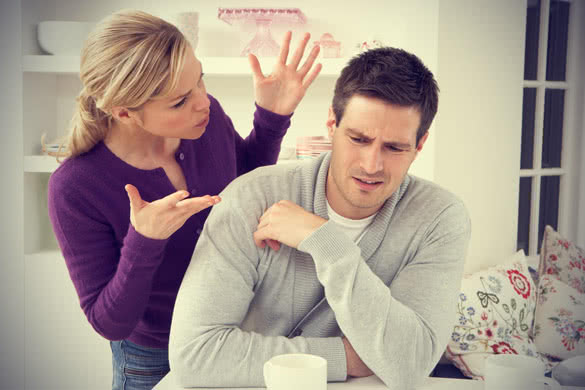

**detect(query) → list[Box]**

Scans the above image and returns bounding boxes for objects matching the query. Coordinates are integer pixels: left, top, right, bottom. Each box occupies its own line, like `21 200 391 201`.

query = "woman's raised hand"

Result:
125 184 221 240
248 31 322 116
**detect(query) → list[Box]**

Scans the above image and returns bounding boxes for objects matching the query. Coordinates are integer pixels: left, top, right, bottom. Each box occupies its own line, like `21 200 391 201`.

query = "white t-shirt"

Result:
326 201 377 243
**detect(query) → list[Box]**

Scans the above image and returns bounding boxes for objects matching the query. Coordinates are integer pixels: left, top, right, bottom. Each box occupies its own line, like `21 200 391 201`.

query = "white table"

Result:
154 372 585 390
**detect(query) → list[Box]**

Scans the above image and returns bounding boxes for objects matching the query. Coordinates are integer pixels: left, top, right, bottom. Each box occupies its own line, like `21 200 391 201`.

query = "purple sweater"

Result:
48 94 291 348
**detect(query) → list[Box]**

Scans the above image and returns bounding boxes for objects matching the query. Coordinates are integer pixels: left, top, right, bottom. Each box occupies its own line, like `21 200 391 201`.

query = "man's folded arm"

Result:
299 201 471 390
168 203 347 388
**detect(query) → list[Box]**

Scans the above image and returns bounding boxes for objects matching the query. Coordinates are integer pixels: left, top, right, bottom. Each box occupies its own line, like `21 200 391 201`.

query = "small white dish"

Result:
37 21 96 55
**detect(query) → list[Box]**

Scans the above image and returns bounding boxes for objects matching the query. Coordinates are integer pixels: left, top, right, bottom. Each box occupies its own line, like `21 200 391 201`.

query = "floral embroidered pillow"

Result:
445 251 542 379
539 225 585 294
533 275 585 359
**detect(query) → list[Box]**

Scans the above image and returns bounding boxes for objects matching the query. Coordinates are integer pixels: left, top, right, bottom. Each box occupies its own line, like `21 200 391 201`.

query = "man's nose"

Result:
360 146 383 174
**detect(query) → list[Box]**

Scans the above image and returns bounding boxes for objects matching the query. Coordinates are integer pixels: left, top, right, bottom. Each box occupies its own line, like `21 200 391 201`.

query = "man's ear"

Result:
326 106 337 139
415 132 429 153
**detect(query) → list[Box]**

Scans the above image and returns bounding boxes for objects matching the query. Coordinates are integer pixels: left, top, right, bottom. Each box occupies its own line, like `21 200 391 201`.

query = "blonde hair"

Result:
63 9 189 158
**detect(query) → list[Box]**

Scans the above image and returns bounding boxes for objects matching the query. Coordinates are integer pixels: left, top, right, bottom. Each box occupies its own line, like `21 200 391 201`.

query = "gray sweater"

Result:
169 152 471 389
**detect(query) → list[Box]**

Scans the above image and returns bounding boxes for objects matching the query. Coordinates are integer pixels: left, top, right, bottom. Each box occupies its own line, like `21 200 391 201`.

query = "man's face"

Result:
326 94 428 219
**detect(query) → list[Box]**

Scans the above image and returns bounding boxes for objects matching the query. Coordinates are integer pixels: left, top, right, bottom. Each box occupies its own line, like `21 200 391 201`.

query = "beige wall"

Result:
50 0 531 272
0 0 25 389
8 1 534 388
434 0 526 273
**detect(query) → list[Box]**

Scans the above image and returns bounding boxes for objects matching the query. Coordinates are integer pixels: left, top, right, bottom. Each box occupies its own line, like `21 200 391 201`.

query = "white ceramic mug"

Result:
484 354 560 390
263 353 327 390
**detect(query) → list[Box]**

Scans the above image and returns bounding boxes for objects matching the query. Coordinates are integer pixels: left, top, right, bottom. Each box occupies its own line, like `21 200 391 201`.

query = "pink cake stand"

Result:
218 8 307 57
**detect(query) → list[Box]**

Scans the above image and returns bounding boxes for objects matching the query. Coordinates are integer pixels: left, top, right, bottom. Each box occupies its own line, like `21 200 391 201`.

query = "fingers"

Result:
176 195 221 214
302 62 323 91
248 53 264 82
298 44 320 78
289 32 311 69
125 184 145 212
267 239 281 251
162 189 190 207
277 30 292 65
253 229 281 251
253 229 266 248
254 206 283 251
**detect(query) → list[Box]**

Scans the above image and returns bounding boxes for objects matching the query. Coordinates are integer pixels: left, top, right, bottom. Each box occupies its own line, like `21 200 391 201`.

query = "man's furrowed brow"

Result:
346 128 373 140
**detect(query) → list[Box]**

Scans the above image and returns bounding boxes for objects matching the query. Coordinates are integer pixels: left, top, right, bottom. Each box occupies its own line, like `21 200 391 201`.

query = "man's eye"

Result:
350 137 365 143
387 145 405 152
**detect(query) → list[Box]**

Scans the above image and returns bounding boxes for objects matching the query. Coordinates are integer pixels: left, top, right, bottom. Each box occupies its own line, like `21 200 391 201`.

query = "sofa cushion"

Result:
538 225 585 294
444 250 543 379
533 275 585 359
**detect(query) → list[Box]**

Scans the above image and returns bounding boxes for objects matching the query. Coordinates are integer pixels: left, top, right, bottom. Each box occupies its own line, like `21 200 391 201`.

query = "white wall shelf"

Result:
24 155 61 173
25 154 299 173
24 249 62 262
23 55 347 76
23 55 81 74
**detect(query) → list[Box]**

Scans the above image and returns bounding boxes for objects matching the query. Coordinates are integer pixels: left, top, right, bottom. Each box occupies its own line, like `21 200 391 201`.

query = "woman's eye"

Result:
173 97 187 108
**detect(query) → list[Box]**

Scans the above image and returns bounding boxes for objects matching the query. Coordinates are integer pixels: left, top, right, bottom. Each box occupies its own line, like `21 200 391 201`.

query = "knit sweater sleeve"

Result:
298 201 471 390
47 169 168 341
169 199 346 388
231 102 292 175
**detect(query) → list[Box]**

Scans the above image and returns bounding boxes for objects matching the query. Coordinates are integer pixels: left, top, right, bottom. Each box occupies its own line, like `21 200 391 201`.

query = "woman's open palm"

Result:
249 31 322 116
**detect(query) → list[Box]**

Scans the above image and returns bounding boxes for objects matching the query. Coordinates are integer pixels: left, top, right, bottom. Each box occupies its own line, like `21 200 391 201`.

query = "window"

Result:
517 0 583 254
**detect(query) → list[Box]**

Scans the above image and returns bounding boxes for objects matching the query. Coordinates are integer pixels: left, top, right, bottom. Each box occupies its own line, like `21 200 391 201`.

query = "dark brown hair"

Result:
332 47 439 146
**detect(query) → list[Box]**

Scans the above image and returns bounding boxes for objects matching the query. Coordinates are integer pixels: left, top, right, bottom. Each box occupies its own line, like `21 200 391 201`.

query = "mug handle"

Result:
263 360 273 389
539 376 561 390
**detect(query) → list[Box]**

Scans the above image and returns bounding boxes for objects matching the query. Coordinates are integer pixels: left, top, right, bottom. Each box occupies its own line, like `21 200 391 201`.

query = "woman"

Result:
47 9 321 390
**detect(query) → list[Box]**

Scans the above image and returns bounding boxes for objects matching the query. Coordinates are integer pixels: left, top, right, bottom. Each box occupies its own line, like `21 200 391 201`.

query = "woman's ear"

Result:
111 106 142 126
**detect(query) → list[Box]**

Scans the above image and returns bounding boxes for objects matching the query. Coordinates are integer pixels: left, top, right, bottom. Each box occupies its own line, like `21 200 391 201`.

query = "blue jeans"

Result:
110 340 170 390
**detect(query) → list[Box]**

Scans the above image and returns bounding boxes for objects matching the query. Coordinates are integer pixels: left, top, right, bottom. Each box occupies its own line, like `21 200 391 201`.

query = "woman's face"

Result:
136 48 211 140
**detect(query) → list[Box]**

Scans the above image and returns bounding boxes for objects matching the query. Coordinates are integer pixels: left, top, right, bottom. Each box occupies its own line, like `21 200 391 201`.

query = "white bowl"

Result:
37 21 96 55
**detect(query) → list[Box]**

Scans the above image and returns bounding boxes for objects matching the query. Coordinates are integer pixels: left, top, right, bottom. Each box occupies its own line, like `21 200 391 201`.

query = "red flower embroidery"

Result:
491 342 518 354
547 267 556 274
486 329 493 338
569 261 582 270
549 254 558 261
507 269 531 299
481 312 488 321
562 336 576 351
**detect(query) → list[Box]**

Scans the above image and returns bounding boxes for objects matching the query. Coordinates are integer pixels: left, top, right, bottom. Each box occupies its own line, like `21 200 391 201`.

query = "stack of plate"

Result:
296 136 331 160
41 142 68 157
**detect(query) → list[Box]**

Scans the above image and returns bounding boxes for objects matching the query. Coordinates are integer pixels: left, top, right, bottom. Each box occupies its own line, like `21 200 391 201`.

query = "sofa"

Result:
434 225 585 385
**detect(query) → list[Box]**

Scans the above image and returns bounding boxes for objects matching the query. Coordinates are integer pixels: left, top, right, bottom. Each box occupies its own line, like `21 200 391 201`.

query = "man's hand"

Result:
343 337 374 378
253 200 326 251
125 184 220 240
248 31 322 116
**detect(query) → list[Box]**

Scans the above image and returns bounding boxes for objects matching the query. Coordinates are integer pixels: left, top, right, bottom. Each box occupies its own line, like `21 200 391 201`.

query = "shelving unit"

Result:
23 55 348 76
22 55 347 173
23 55 345 174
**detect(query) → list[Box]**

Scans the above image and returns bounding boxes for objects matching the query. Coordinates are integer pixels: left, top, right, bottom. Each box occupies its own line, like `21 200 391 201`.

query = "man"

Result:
169 47 471 390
